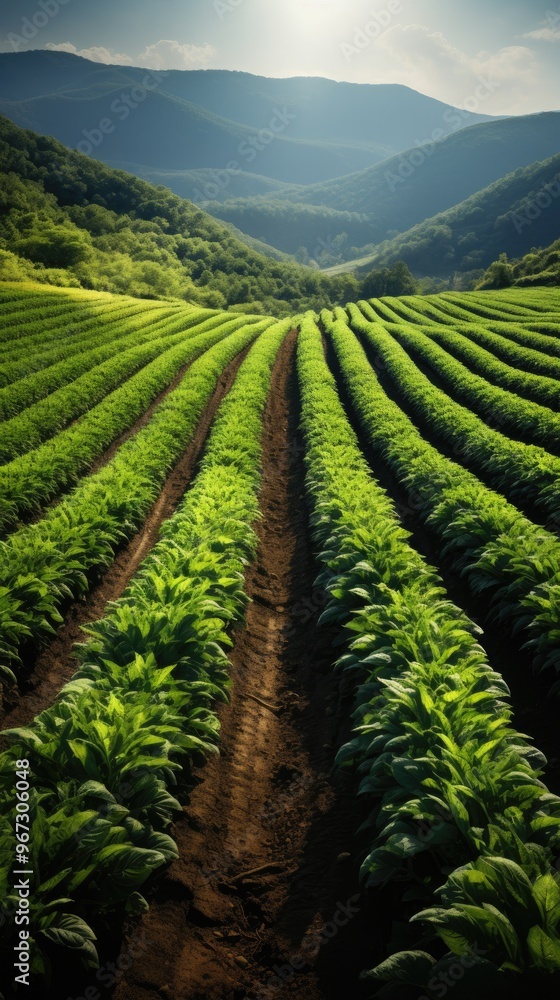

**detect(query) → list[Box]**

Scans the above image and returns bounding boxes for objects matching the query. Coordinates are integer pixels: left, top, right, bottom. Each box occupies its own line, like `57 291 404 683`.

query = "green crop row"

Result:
0 308 240 420
360 298 405 323
0 296 112 345
0 308 174 421
419 324 560 411
374 297 442 325
296 311 560 990
0 301 103 354
389 324 560 453
350 304 560 529
323 313 560 684
449 321 560 378
0 326 196 463
0 302 173 390
0 312 258 461
0 315 259 533
0 318 290 984
324 308 560 679
0 297 151 366
442 292 543 322
0 318 271 685
467 290 559 317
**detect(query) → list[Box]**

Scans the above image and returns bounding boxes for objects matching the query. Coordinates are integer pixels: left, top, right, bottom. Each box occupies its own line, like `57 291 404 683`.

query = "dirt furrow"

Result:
0 349 249 731
103 330 382 1000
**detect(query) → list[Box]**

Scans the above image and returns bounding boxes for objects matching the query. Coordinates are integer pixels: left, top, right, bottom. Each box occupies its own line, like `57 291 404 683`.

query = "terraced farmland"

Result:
2 282 560 1000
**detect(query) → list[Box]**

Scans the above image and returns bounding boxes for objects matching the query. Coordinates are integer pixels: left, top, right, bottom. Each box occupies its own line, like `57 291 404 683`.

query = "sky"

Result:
1 0 559 115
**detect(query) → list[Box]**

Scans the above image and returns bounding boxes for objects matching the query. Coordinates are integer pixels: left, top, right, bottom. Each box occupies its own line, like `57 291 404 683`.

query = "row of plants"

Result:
323 307 560 681
0 317 271 686
388 324 560 453
361 299 560 369
349 304 560 529
0 311 256 461
0 314 261 534
462 289 560 318
401 293 551 328
359 298 405 324
0 317 290 986
0 303 178 412
435 293 539 322
0 299 107 358
369 297 444 326
441 292 545 323
420 325 560 410
443 321 560 378
0 300 156 381
296 310 560 993
0 291 112 344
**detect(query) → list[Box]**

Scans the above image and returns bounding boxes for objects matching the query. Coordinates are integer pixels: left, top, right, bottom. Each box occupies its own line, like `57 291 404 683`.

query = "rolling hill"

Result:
0 50 494 187
204 112 560 259
479 237 560 288
348 152 560 279
0 114 361 314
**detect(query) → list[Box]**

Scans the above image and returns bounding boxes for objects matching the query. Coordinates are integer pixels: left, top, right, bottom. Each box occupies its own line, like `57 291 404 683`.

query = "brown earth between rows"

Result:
80 330 383 1000
0 347 249 732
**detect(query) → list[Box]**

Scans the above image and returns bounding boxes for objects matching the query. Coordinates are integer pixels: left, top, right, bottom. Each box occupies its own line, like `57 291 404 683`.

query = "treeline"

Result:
0 116 364 316
478 240 560 289
205 197 374 260
363 154 560 280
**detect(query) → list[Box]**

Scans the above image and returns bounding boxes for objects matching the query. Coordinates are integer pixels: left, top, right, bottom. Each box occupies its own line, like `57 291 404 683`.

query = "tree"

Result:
477 252 514 290
360 260 417 299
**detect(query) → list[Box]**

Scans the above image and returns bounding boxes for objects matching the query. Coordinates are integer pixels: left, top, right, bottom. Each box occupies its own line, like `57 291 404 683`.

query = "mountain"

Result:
0 51 494 187
203 112 560 259
348 153 560 279
0 114 360 314
105 164 297 203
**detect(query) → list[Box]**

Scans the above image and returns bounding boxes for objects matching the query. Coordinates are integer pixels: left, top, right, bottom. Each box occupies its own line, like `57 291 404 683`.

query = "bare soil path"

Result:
108 331 382 1000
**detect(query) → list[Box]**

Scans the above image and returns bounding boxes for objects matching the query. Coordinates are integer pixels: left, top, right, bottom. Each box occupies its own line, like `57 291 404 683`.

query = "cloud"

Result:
137 40 216 69
522 27 560 42
45 39 216 69
46 42 134 64
377 24 538 115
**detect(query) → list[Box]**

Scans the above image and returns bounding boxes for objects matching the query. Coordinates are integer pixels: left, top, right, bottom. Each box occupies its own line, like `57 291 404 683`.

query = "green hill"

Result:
205 112 560 259
352 153 560 279
0 114 360 315
105 164 297 204
478 238 560 289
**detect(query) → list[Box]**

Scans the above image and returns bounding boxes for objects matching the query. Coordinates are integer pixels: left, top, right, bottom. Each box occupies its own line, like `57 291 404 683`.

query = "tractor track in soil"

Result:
0 348 250 733
98 330 384 1000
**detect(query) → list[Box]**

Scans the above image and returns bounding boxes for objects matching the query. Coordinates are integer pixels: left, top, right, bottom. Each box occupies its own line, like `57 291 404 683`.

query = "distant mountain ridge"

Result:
0 113 363 314
0 51 495 187
203 112 560 259
341 153 560 279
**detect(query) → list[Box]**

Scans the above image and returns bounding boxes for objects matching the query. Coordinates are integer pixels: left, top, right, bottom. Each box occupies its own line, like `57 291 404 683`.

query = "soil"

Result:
79 330 386 1000
0 348 249 732
5 322 560 1000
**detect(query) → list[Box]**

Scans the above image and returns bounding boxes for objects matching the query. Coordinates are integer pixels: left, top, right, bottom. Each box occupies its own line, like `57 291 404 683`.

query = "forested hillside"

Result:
0 115 360 314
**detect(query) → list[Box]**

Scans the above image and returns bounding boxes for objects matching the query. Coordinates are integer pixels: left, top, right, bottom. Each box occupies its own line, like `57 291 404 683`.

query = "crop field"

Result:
2 281 560 1000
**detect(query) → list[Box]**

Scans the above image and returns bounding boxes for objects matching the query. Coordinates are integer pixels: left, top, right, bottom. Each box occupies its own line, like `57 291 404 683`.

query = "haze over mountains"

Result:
345 152 560 278
207 113 560 262
0 50 493 185
0 49 558 289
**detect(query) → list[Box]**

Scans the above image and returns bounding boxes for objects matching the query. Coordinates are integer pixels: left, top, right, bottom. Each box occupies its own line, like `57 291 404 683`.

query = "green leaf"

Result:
361 950 436 984
527 925 560 972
